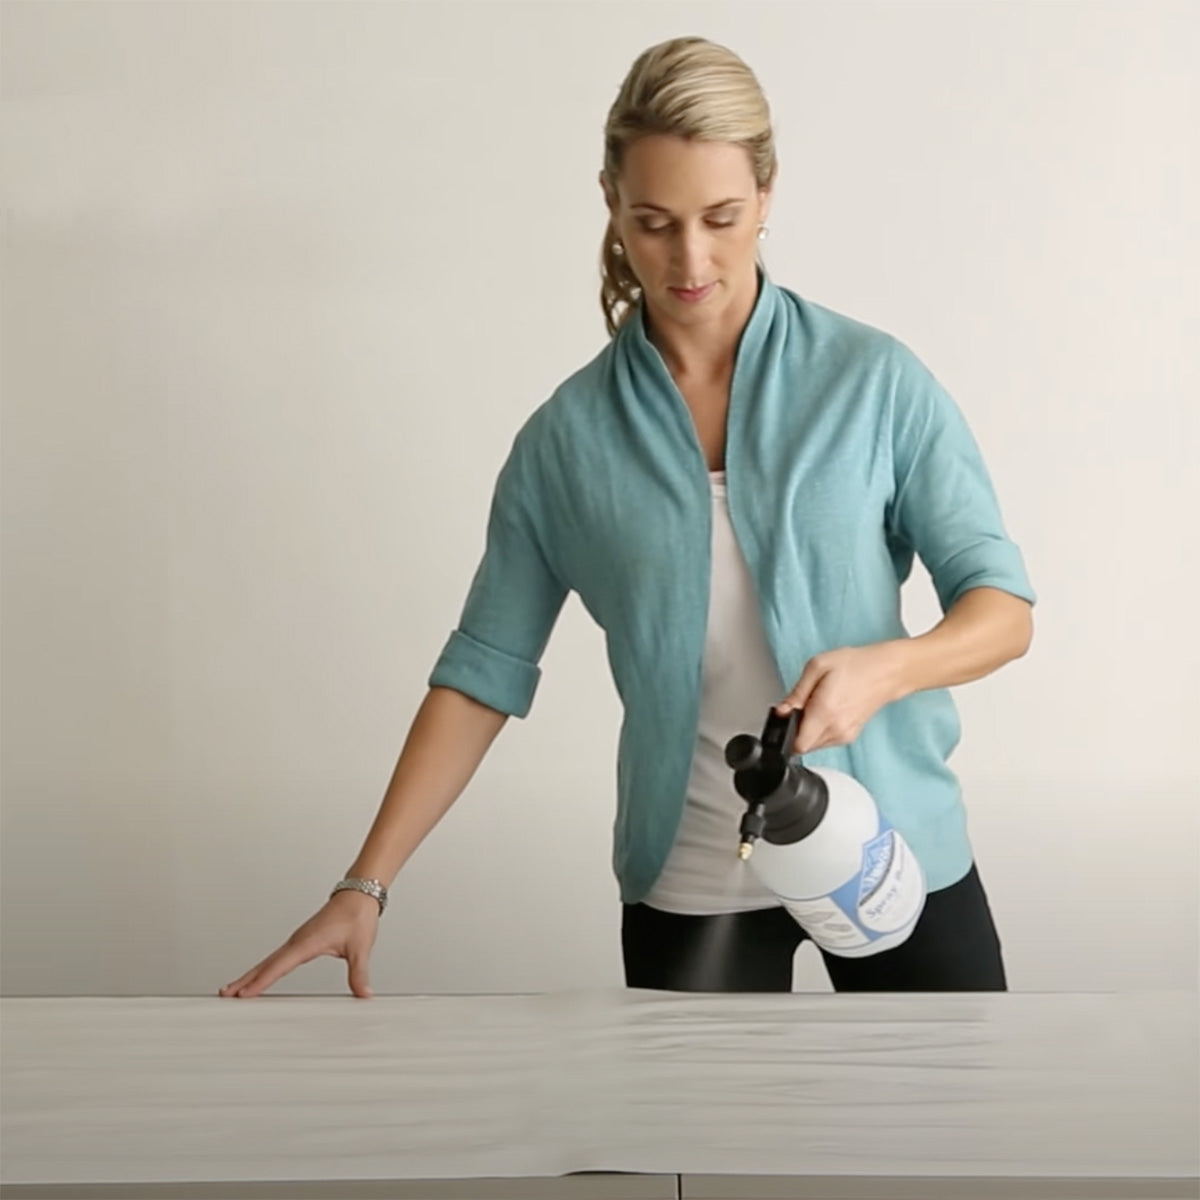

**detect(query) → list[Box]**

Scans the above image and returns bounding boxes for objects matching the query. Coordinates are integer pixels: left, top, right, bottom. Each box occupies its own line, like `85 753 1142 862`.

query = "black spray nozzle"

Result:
737 804 766 859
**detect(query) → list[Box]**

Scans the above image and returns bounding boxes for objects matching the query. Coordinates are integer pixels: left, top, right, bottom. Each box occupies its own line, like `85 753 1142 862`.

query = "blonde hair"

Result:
600 36 778 338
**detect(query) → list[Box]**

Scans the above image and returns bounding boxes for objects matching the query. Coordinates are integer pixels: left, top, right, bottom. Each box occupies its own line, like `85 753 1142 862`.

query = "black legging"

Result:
622 862 1007 992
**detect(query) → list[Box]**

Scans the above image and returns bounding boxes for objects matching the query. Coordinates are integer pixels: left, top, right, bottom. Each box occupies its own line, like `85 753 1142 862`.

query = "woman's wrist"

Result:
875 638 922 704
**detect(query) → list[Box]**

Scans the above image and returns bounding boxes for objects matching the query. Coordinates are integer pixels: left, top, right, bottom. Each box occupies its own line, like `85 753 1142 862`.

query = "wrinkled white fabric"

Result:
2 991 1195 1187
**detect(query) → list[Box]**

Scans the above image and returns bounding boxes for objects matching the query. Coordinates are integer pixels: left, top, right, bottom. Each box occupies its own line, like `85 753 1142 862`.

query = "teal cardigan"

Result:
429 268 1035 903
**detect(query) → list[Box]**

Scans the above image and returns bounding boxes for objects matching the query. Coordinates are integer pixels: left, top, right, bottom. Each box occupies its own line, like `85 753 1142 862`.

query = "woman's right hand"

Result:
218 889 381 999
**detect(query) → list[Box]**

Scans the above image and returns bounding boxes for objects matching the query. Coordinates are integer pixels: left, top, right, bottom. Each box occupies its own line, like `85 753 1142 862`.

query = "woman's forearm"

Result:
345 686 509 888
891 586 1033 700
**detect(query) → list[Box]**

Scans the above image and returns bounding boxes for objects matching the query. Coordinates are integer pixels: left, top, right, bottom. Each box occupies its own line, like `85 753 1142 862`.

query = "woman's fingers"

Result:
219 937 315 998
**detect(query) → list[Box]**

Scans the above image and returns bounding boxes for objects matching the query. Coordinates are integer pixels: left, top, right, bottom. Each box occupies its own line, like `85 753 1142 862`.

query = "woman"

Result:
221 36 1034 1000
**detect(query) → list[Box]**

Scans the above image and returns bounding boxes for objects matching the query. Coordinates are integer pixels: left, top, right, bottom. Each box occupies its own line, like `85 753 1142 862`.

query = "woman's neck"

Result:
642 266 760 382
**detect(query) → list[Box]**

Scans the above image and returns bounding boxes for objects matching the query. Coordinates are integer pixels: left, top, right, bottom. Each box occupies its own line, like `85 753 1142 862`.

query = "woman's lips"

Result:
669 283 716 303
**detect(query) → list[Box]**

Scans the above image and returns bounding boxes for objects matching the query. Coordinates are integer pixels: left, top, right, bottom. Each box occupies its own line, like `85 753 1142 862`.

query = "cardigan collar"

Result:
611 266 785 471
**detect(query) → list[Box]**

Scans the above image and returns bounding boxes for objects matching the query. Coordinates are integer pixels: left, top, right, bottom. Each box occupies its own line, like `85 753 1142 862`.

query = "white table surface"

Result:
1 989 1196 1198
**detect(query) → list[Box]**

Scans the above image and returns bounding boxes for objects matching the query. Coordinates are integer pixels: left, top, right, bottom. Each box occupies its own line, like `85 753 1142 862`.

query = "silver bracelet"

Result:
330 876 388 914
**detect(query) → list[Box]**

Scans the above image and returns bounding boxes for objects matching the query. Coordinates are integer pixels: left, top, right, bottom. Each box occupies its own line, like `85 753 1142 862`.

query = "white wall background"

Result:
2 0 1196 998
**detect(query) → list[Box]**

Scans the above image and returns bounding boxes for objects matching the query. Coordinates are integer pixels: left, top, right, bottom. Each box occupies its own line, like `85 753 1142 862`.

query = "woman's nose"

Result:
671 229 709 280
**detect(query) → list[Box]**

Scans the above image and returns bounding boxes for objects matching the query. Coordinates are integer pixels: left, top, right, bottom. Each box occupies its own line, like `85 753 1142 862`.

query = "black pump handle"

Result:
723 707 804 774
761 707 802 764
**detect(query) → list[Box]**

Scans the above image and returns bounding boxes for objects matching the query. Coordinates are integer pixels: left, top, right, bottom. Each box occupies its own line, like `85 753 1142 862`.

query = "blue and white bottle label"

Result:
777 818 925 952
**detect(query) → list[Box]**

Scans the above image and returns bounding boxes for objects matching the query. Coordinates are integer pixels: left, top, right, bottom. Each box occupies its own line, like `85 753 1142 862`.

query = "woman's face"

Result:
603 134 771 328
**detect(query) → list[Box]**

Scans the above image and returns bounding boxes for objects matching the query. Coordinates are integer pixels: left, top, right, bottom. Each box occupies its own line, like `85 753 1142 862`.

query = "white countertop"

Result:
1 989 1196 1187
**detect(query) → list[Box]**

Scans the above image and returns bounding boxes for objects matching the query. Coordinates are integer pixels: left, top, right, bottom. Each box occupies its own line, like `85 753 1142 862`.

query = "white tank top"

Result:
642 470 786 914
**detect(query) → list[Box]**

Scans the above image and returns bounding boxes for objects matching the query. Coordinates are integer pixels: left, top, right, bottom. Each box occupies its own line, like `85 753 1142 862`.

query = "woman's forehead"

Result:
616 136 759 206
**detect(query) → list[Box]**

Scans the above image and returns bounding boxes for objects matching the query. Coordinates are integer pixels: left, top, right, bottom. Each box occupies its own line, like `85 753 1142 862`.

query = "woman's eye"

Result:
639 220 737 234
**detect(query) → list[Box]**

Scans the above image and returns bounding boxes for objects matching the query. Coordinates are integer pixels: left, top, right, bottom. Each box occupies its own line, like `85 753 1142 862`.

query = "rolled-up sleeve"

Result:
428 439 569 717
886 341 1036 613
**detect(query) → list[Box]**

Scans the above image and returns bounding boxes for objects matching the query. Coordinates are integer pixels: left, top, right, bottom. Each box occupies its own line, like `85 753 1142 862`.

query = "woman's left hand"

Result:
775 642 909 754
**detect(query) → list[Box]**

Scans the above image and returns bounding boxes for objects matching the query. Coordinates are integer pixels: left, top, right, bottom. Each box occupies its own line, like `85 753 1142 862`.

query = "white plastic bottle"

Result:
724 709 926 957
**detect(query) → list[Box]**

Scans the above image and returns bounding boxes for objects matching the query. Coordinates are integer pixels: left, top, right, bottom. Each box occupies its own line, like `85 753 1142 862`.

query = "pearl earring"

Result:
758 225 770 241
614 241 625 256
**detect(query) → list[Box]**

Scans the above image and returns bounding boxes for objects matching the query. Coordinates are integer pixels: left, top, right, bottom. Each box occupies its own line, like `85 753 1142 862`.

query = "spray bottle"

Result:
724 708 927 957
